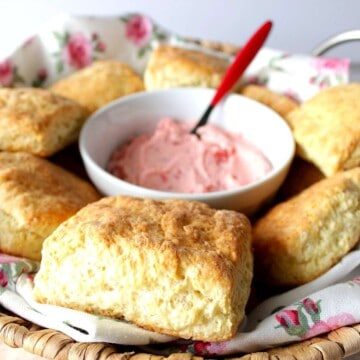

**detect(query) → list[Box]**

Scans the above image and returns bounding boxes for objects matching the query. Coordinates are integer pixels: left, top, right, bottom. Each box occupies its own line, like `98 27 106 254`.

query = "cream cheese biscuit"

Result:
0 151 101 260
33 196 253 341
0 87 87 157
144 44 230 90
253 167 360 287
50 60 144 114
285 83 360 176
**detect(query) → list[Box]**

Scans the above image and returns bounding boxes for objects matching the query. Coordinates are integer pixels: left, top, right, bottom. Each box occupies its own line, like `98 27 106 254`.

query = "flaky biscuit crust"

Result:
285 83 360 176
144 45 230 90
34 196 253 341
253 167 360 287
0 87 87 156
50 60 144 114
0 151 100 260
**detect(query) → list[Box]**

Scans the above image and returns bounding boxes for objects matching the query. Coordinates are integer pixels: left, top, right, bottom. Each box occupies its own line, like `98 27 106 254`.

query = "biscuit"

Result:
33 196 253 341
285 83 360 176
238 84 299 118
252 167 360 287
144 44 230 90
50 60 144 114
0 151 101 260
0 87 87 157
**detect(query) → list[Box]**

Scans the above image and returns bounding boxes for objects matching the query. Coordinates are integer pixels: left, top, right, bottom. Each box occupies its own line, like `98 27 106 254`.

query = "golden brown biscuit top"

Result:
0 87 86 131
49 60 145 113
147 45 230 76
285 83 360 176
66 196 250 264
287 83 360 126
286 83 360 151
51 59 144 86
253 167 360 257
300 83 360 111
0 151 100 235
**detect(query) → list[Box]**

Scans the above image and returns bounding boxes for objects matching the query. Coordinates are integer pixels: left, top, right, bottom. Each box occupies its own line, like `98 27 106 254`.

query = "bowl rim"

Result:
79 87 296 199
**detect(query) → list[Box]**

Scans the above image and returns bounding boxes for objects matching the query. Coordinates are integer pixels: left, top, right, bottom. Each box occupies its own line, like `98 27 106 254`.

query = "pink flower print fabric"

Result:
305 313 357 338
312 57 350 73
61 32 93 69
0 59 13 86
274 295 358 340
0 269 8 288
309 57 350 89
301 297 321 322
0 254 24 264
0 254 38 294
125 14 153 47
119 14 169 59
52 30 107 74
275 309 305 336
275 298 322 337
91 33 107 52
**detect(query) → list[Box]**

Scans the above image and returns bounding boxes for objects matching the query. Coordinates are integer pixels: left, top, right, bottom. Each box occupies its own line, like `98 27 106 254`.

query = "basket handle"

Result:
311 29 360 56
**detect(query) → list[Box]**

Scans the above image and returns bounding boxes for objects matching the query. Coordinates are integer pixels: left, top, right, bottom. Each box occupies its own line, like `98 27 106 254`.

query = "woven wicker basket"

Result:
1 310 360 359
1 37 360 360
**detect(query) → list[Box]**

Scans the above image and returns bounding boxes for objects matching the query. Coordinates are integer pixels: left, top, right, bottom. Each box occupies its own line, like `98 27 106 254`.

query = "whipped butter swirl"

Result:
107 117 272 193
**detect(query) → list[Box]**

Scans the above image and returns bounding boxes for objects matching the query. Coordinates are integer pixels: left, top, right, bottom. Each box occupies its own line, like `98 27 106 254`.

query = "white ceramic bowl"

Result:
79 88 295 215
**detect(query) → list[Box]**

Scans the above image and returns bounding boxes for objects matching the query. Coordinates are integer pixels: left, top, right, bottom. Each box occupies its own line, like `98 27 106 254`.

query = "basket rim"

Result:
1 308 360 360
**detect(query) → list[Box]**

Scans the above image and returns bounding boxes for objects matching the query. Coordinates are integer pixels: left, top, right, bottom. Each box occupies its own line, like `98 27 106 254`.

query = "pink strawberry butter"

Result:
107 117 272 193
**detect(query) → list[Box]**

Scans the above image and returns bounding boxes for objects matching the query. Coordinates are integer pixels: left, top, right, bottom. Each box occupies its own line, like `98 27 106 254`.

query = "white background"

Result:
0 1 359 359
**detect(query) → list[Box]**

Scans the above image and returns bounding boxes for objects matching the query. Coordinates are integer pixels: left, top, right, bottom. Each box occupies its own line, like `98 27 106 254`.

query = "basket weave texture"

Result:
1 311 360 359
1 39 359 360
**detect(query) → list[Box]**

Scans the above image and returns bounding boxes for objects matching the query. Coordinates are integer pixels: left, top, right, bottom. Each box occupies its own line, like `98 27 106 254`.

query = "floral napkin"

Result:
1 244 360 357
0 13 350 102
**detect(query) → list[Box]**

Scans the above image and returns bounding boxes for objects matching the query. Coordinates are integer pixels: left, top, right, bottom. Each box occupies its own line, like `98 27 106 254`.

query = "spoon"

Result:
190 20 273 136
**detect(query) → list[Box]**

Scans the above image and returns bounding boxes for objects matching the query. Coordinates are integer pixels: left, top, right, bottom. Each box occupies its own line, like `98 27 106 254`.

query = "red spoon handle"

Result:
211 20 272 106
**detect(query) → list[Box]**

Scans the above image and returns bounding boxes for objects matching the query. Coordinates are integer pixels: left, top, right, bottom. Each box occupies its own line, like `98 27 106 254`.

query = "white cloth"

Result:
1 244 360 356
